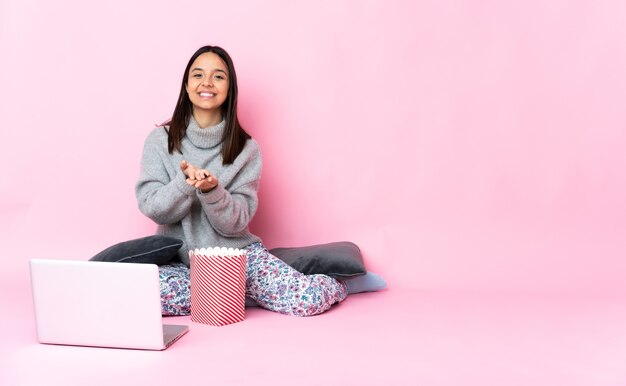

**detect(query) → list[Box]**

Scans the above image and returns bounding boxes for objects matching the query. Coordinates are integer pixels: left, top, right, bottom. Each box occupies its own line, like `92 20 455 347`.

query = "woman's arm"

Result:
198 179 260 237
135 135 196 225
197 145 262 237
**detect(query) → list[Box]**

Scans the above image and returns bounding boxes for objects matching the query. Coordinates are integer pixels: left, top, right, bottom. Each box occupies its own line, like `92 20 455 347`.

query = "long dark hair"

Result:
165 45 250 164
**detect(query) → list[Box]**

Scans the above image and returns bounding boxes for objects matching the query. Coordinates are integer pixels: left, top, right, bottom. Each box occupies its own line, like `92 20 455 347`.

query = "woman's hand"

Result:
180 160 200 179
180 160 219 193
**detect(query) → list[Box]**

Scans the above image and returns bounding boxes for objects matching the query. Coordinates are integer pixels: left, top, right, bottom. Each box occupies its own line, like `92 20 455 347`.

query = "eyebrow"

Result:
191 67 228 74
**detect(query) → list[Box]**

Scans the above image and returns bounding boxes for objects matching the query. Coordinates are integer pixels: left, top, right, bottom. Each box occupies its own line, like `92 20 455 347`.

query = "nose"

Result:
202 76 214 88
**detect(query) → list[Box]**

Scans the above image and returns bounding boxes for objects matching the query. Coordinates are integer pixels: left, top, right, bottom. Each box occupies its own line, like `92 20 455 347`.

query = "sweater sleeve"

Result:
197 144 262 237
135 131 197 225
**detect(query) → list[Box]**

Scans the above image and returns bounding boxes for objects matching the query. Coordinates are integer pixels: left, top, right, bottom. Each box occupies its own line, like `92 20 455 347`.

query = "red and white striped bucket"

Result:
189 247 247 326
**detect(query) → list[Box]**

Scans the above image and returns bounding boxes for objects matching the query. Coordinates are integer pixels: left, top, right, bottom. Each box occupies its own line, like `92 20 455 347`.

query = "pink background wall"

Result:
1 0 625 294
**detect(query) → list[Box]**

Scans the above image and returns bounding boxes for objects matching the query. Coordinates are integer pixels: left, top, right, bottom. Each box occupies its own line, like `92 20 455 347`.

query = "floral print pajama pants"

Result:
159 242 347 317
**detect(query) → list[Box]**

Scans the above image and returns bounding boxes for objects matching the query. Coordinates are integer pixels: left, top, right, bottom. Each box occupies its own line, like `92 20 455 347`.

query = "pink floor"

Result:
2 271 626 386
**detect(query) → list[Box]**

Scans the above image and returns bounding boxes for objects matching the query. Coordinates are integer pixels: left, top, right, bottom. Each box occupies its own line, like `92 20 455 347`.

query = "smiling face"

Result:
185 52 230 125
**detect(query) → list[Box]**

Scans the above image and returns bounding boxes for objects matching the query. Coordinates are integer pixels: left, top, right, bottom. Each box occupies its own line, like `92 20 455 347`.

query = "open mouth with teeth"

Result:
199 92 215 98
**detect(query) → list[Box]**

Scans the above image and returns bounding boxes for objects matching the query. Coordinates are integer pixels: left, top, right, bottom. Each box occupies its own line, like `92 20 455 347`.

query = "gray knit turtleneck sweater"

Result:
135 118 262 265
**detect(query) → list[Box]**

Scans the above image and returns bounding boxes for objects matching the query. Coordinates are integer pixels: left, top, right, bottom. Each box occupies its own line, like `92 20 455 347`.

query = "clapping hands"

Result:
180 160 218 193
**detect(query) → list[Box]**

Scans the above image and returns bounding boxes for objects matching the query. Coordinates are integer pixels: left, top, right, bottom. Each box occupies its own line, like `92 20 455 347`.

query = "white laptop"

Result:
30 259 189 350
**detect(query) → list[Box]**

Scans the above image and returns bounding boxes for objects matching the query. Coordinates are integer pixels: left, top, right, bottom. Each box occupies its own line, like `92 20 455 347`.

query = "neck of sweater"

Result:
186 117 226 149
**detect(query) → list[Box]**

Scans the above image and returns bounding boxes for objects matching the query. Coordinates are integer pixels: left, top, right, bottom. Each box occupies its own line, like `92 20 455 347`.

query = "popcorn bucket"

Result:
189 247 247 326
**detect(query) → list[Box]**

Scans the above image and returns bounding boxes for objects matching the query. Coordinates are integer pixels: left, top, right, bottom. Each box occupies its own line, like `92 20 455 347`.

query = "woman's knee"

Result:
289 287 332 317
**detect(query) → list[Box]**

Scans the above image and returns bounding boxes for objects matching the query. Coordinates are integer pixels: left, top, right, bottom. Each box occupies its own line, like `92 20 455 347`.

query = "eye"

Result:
192 73 202 78
213 74 226 80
